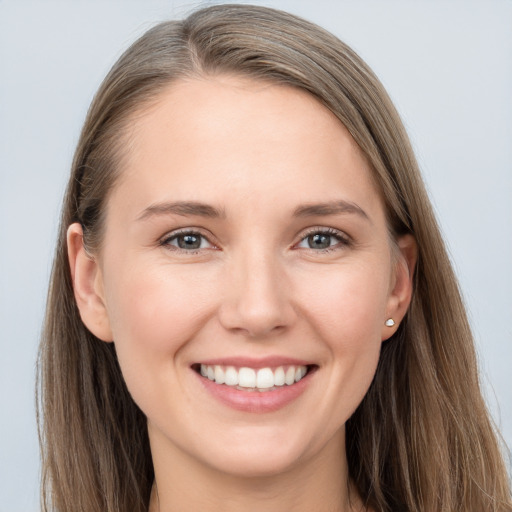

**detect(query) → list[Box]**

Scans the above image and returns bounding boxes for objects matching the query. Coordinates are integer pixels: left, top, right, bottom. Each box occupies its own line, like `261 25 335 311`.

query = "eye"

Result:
160 230 215 252
295 228 349 252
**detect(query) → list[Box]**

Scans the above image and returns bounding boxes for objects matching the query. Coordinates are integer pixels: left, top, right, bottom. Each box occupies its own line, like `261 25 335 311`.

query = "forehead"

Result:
110 75 384 221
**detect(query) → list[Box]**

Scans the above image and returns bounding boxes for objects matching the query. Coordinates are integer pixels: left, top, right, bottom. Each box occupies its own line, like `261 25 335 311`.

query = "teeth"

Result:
238 367 256 387
295 366 307 382
214 365 225 384
256 368 274 389
199 364 309 390
274 366 285 386
285 366 296 385
224 366 238 386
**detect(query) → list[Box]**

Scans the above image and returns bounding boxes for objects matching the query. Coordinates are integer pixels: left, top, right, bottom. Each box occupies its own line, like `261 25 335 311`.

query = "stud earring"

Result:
385 318 395 327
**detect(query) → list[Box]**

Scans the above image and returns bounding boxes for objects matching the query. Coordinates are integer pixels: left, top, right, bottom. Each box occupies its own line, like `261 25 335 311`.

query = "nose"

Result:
218 249 296 338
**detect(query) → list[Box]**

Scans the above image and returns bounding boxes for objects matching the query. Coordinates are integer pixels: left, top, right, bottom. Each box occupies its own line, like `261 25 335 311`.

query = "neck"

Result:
148 424 363 512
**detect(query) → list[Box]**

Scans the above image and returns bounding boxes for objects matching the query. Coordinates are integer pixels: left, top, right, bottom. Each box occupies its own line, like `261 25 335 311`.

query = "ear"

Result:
382 234 417 341
67 223 113 342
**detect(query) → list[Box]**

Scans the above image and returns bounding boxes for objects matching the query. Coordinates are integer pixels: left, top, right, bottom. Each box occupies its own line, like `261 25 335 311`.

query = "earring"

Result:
385 318 395 327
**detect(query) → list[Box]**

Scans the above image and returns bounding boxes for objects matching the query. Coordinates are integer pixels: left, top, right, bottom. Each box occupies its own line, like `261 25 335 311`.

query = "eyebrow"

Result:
136 199 369 222
293 200 370 221
137 201 225 221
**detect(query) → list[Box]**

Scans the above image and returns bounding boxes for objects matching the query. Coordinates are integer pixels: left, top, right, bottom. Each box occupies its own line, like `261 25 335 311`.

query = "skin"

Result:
68 76 416 512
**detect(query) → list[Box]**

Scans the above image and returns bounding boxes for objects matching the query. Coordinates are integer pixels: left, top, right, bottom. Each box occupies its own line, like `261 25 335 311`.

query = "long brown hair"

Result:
38 4 512 511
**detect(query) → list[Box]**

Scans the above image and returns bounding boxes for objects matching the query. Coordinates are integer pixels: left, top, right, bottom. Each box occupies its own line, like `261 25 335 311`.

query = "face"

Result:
70 76 414 479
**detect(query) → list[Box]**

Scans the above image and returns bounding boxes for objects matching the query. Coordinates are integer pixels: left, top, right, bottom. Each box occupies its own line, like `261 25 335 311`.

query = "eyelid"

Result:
157 225 351 254
159 227 219 252
293 226 352 251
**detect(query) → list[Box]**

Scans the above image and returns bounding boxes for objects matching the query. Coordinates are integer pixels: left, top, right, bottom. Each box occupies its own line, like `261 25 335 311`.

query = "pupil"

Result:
178 234 201 249
309 233 330 249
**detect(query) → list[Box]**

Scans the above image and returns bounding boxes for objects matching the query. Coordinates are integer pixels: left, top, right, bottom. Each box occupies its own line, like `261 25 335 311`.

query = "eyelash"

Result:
295 227 351 253
159 227 351 255
159 229 216 254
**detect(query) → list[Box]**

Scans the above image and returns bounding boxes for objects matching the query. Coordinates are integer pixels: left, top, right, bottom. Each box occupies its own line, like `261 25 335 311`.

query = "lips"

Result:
192 358 317 412
198 364 308 390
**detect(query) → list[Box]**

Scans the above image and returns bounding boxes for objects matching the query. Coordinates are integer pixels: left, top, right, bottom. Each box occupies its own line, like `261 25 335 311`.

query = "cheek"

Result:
294 261 388 406
296 260 390 344
107 262 214 337
102 262 218 387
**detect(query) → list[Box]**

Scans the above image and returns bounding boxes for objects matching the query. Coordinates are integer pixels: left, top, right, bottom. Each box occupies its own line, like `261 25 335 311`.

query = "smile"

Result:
192 359 317 412
197 364 309 391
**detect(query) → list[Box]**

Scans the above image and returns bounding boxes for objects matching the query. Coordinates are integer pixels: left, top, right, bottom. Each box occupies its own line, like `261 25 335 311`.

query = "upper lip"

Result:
193 356 313 369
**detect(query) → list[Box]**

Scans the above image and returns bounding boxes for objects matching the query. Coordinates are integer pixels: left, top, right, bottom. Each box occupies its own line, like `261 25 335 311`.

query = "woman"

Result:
38 4 512 512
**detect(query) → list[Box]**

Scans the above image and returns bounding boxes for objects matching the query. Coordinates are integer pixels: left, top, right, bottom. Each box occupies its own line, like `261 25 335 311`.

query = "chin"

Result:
207 446 305 479
194 425 322 479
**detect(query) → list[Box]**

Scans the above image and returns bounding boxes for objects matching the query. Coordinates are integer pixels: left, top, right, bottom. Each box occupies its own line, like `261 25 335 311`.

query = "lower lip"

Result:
196 371 313 413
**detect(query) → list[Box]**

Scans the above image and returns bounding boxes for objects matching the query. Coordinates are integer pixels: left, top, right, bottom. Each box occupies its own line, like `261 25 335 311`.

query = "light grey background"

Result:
1 1 511 510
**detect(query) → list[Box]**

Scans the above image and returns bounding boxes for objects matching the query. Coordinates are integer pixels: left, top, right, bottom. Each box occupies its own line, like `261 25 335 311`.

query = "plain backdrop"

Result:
1 1 511 510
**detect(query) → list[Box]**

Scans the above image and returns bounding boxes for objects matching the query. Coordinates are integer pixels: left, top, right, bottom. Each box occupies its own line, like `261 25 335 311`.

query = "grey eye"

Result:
163 231 213 251
176 234 203 250
307 233 333 250
296 229 348 252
